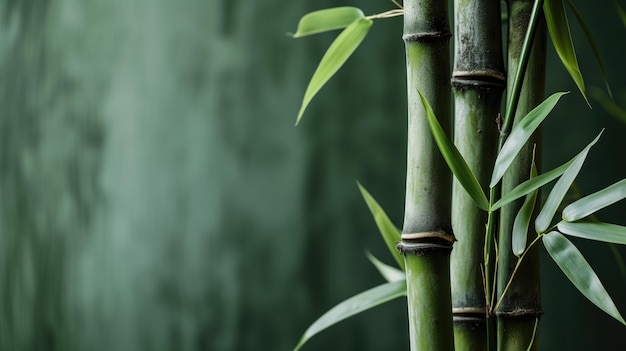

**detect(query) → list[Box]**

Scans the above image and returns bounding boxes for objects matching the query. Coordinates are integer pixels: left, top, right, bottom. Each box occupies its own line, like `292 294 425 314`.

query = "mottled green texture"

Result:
451 0 503 349
402 1 454 350
0 1 413 350
402 5 452 236
404 251 455 351
497 316 540 350
450 88 500 298
497 1 546 350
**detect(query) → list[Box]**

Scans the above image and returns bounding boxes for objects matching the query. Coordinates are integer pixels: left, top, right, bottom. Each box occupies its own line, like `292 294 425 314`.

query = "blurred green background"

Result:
0 0 625 350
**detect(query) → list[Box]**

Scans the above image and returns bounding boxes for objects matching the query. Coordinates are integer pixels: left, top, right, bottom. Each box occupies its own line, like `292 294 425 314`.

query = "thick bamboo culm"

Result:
399 0 455 350
496 1 547 350
450 0 505 349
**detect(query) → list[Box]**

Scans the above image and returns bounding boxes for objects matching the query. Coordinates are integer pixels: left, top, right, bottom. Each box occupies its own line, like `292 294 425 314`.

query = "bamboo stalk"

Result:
450 0 505 349
496 1 547 349
399 0 455 350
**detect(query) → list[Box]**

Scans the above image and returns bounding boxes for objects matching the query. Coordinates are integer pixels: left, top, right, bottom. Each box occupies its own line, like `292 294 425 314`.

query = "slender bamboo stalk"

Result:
450 0 505 349
399 0 454 350
496 1 547 349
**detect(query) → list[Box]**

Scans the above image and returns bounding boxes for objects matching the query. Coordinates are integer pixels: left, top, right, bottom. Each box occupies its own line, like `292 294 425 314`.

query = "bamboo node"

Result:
401 231 456 243
452 307 488 316
397 231 455 256
403 31 452 43
495 308 543 318
452 70 506 82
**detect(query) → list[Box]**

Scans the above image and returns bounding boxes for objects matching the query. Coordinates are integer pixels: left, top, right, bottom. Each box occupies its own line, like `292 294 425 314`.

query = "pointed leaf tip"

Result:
535 131 602 233
296 18 372 125
513 162 539 256
292 7 365 38
418 91 489 211
545 0 588 104
357 182 404 270
294 280 407 350
491 92 567 188
365 251 405 282
543 232 626 325
562 178 626 222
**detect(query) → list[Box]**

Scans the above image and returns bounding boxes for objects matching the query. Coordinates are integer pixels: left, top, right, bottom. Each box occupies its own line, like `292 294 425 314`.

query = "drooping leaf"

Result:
558 222 626 245
565 0 612 98
492 159 571 211
366 251 406 282
562 178 626 221
543 232 625 325
294 280 407 351
491 92 567 188
535 131 602 233
291 7 365 38
544 0 588 104
513 162 539 256
613 0 626 28
296 18 373 125
591 87 626 125
357 182 404 270
609 243 626 279
418 90 489 211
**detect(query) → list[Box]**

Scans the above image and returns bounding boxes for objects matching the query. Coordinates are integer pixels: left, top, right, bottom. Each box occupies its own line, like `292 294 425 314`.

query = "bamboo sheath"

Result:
399 0 455 350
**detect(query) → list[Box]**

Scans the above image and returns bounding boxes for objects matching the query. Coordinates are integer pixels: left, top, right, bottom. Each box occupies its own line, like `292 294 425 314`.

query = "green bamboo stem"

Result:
496 1 547 350
450 0 505 349
399 0 454 350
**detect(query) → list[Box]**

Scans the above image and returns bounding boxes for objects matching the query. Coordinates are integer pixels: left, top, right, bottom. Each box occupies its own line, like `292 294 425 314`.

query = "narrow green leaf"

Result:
358 182 405 270
609 243 626 279
535 131 602 233
365 251 406 282
591 87 626 125
563 179 626 221
492 159 571 211
558 222 626 245
491 93 567 188
544 0 588 104
612 0 626 28
296 18 373 125
291 7 365 38
565 0 612 98
526 317 540 351
513 163 539 256
418 91 489 211
543 232 625 325
294 280 407 351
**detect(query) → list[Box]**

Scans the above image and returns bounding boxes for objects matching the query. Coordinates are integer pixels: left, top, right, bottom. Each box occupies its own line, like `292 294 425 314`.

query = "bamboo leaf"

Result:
366 251 406 282
613 0 626 28
294 280 407 351
558 222 626 245
535 131 602 233
543 232 626 325
565 0 612 98
418 91 489 211
562 179 626 221
296 18 373 125
591 87 626 125
526 317 540 351
491 92 567 188
544 0 588 104
291 7 365 38
492 159 570 211
358 182 405 270
513 162 539 256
